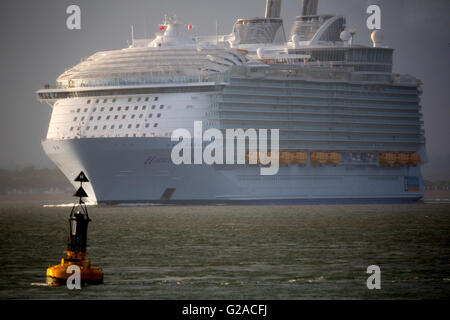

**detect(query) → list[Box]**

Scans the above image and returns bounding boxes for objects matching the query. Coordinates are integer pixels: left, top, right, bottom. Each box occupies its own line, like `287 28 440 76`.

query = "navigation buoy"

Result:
46 172 103 286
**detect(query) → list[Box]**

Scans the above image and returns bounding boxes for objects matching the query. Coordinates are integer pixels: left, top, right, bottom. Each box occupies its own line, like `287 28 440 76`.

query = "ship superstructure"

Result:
37 0 425 204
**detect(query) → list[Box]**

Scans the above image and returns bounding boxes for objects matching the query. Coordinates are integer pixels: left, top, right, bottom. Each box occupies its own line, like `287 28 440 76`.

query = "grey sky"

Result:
0 0 449 170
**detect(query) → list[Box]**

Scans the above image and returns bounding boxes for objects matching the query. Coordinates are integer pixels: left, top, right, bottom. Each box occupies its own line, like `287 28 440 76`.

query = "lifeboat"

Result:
294 152 308 165
259 151 271 164
327 152 342 165
246 151 259 165
280 152 294 164
409 153 421 166
379 153 396 165
397 153 409 165
311 152 328 165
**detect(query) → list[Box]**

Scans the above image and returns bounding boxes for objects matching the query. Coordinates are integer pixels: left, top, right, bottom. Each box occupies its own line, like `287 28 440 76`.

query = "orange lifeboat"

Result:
327 152 342 165
397 153 409 165
294 152 308 165
246 151 259 165
311 152 328 165
379 153 396 165
409 153 421 166
280 152 294 164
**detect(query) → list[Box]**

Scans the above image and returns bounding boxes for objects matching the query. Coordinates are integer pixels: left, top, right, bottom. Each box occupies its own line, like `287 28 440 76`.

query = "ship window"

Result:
139 114 143 118
111 125 115 129
145 123 150 128
97 116 101 120
117 107 121 111
125 134 129 137
109 107 114 111
142 106 146 110
133 134 137 137
76 108 80 113
73 117 77 121
106 116 111 120
137 98 141 102
86 126 90 131
94 126 98 130
152 105 156 110
186 105 193 109
128 97 132 102
112 98 116 103
114 115 118 120
119 124 123 129
103 125 107 130
93 108 97 112
128 124 132 129
89 116 93 120
101 107 105 112
134 106 138 110
154 123 158 127
84 108 88 112
148 114 153 118
157 113 161 118
81 117 85 121
104 99 108 103
131 115 135 119
87 100 91 104
122 115 126 119
145 97 149 102
155 97 159 101
142 133 146 137
160 105 164 109
96 99 100 104
125 106 130 111
136 124 140 128
70 127 74 131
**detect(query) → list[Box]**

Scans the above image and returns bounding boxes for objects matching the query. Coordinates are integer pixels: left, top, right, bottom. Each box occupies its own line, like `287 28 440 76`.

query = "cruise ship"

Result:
37 0 426 204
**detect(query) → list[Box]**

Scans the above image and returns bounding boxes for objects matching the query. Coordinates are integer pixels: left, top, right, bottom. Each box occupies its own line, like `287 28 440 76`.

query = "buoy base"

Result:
46 251 103 286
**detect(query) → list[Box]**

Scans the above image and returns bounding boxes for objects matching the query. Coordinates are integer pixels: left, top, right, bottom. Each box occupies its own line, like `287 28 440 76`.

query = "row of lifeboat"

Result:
244 151 421 166
379 153 421 166
245 151 341 165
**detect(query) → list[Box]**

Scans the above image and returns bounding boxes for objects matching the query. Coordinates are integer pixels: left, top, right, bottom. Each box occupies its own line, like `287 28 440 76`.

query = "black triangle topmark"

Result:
74 171 89 183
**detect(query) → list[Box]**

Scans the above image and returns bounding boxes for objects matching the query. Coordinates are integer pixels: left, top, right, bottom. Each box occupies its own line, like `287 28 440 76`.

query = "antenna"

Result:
216 20 218 44
131 25 135 45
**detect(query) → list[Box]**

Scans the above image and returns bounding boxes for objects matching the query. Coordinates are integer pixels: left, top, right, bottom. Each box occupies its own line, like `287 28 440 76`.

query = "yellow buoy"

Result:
46 172 103 286
46 252 103 285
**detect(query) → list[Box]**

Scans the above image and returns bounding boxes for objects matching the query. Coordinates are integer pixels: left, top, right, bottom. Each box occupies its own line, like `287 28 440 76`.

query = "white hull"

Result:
42 138 423 204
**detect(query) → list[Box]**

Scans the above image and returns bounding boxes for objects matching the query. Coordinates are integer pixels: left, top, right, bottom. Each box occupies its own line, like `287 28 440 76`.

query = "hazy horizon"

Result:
0 0 449 176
